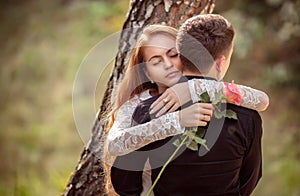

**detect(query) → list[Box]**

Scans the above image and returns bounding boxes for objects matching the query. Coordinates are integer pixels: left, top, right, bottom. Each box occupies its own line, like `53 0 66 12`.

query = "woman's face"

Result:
143 34 183 93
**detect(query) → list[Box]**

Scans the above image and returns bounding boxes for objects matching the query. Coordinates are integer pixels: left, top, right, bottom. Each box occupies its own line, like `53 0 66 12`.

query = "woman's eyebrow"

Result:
148 47 177 61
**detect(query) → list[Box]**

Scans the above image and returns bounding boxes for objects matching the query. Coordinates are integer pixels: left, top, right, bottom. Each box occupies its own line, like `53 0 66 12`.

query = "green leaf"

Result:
185 130 195 138
212 92 226 105
173 139 180 147
213 108 226 119
186 140 198 151
199 92 211 103
193 135 206 145
225 109 238 119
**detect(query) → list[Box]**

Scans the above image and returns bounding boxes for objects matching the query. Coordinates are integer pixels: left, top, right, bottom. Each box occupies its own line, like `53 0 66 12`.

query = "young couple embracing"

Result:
105 14 269 196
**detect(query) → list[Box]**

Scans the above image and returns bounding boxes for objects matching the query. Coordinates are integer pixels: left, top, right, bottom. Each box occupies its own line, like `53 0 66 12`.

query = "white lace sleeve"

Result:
188 79 269 111
107 96 185 156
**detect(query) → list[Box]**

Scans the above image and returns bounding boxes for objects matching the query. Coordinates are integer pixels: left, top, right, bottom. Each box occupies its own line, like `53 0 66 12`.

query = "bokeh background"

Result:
0 0 299 195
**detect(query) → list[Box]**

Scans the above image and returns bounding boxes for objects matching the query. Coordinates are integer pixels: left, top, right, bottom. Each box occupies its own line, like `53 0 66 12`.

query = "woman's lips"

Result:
166 71 180 78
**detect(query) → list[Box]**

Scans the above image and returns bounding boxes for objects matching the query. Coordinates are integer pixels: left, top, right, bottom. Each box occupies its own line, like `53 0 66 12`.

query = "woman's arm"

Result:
189 79 269 111
106 96 185 156
150 79 269 116
107 95 213 156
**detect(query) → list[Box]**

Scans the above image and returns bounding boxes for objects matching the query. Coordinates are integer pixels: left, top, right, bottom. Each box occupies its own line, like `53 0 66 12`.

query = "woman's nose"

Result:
164 57 173 69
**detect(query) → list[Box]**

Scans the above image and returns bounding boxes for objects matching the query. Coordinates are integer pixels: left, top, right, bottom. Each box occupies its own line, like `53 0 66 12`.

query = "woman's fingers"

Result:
199 103 214 117
201 103 214 110
150 95 164 110
150 88 181 115
155 100 174 117
200 108 213 118
198 121 208 127
150 93 170 114
149 100 164 114
168 102 180 113
200 113 211 122
190 114 209 127
195 103 213 125
150 94 180 116
179 103 213 127
150 90 172 110
150 96 171 115
151 98 214 124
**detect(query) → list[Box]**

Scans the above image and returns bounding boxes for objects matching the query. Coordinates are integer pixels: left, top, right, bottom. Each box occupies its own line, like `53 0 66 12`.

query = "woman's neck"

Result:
157 86 168 94
149 88 159 96
149 86 167 96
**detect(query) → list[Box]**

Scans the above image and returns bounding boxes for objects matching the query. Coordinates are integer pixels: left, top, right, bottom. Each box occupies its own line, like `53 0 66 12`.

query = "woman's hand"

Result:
178 103 213 127
150 82 191 117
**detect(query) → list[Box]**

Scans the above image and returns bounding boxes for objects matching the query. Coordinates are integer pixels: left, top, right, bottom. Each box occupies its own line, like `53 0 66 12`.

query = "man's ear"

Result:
215 55 225 72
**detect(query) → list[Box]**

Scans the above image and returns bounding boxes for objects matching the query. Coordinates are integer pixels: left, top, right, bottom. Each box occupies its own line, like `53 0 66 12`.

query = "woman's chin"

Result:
166 77 181 86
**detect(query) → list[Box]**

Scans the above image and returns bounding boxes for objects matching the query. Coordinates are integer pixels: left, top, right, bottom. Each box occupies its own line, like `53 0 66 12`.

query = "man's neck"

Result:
183 70 202 77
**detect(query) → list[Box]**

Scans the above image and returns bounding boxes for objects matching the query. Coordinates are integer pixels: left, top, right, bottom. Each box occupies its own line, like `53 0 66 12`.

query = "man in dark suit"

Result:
111 14 263 196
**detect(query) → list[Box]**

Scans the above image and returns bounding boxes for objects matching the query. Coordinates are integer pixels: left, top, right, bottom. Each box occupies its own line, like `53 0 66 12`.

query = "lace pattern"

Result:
107 91 185 156
238 85 264 109
188 79 269 111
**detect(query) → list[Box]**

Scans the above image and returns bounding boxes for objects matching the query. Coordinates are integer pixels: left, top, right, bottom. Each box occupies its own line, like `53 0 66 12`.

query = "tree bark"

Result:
63 0 215 195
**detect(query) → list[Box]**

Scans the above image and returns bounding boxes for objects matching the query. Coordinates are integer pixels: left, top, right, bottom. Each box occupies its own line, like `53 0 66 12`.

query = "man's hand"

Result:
150 82 191 117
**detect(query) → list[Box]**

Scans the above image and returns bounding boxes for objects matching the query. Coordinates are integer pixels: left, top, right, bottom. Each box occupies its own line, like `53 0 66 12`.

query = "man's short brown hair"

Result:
177 14 235 74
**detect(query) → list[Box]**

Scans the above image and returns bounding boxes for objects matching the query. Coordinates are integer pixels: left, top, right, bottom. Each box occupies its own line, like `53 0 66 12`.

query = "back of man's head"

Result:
177 14 235 74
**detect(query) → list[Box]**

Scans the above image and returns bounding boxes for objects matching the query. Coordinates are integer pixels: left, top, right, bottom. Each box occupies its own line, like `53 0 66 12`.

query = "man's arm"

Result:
239 112 263 195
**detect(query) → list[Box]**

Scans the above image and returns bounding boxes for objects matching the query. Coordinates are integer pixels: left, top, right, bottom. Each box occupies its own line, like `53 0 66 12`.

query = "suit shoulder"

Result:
227 104 262 138
227 103 261 119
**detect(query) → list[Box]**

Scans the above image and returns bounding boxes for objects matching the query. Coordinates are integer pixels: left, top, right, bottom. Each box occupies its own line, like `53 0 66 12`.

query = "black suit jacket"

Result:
111 76 263 196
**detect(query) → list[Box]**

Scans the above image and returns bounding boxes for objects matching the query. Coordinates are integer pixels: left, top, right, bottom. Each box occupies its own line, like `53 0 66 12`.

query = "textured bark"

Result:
63 0 215 195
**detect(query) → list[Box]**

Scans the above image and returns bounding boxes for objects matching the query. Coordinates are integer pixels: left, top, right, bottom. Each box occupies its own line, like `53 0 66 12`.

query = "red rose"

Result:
223 80 241 105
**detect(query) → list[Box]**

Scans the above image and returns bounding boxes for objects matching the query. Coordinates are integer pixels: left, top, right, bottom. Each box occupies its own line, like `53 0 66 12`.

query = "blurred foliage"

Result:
0 0 299 195
215 0 300 195
0 0 127 195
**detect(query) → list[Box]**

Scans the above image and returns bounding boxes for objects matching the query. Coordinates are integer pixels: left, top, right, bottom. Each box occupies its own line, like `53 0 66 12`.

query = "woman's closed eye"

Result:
149 58 162 65
169 53 179 58
168 49 179 58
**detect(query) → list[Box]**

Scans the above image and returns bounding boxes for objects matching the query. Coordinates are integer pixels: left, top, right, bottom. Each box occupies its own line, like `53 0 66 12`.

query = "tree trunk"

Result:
63 0 215 195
